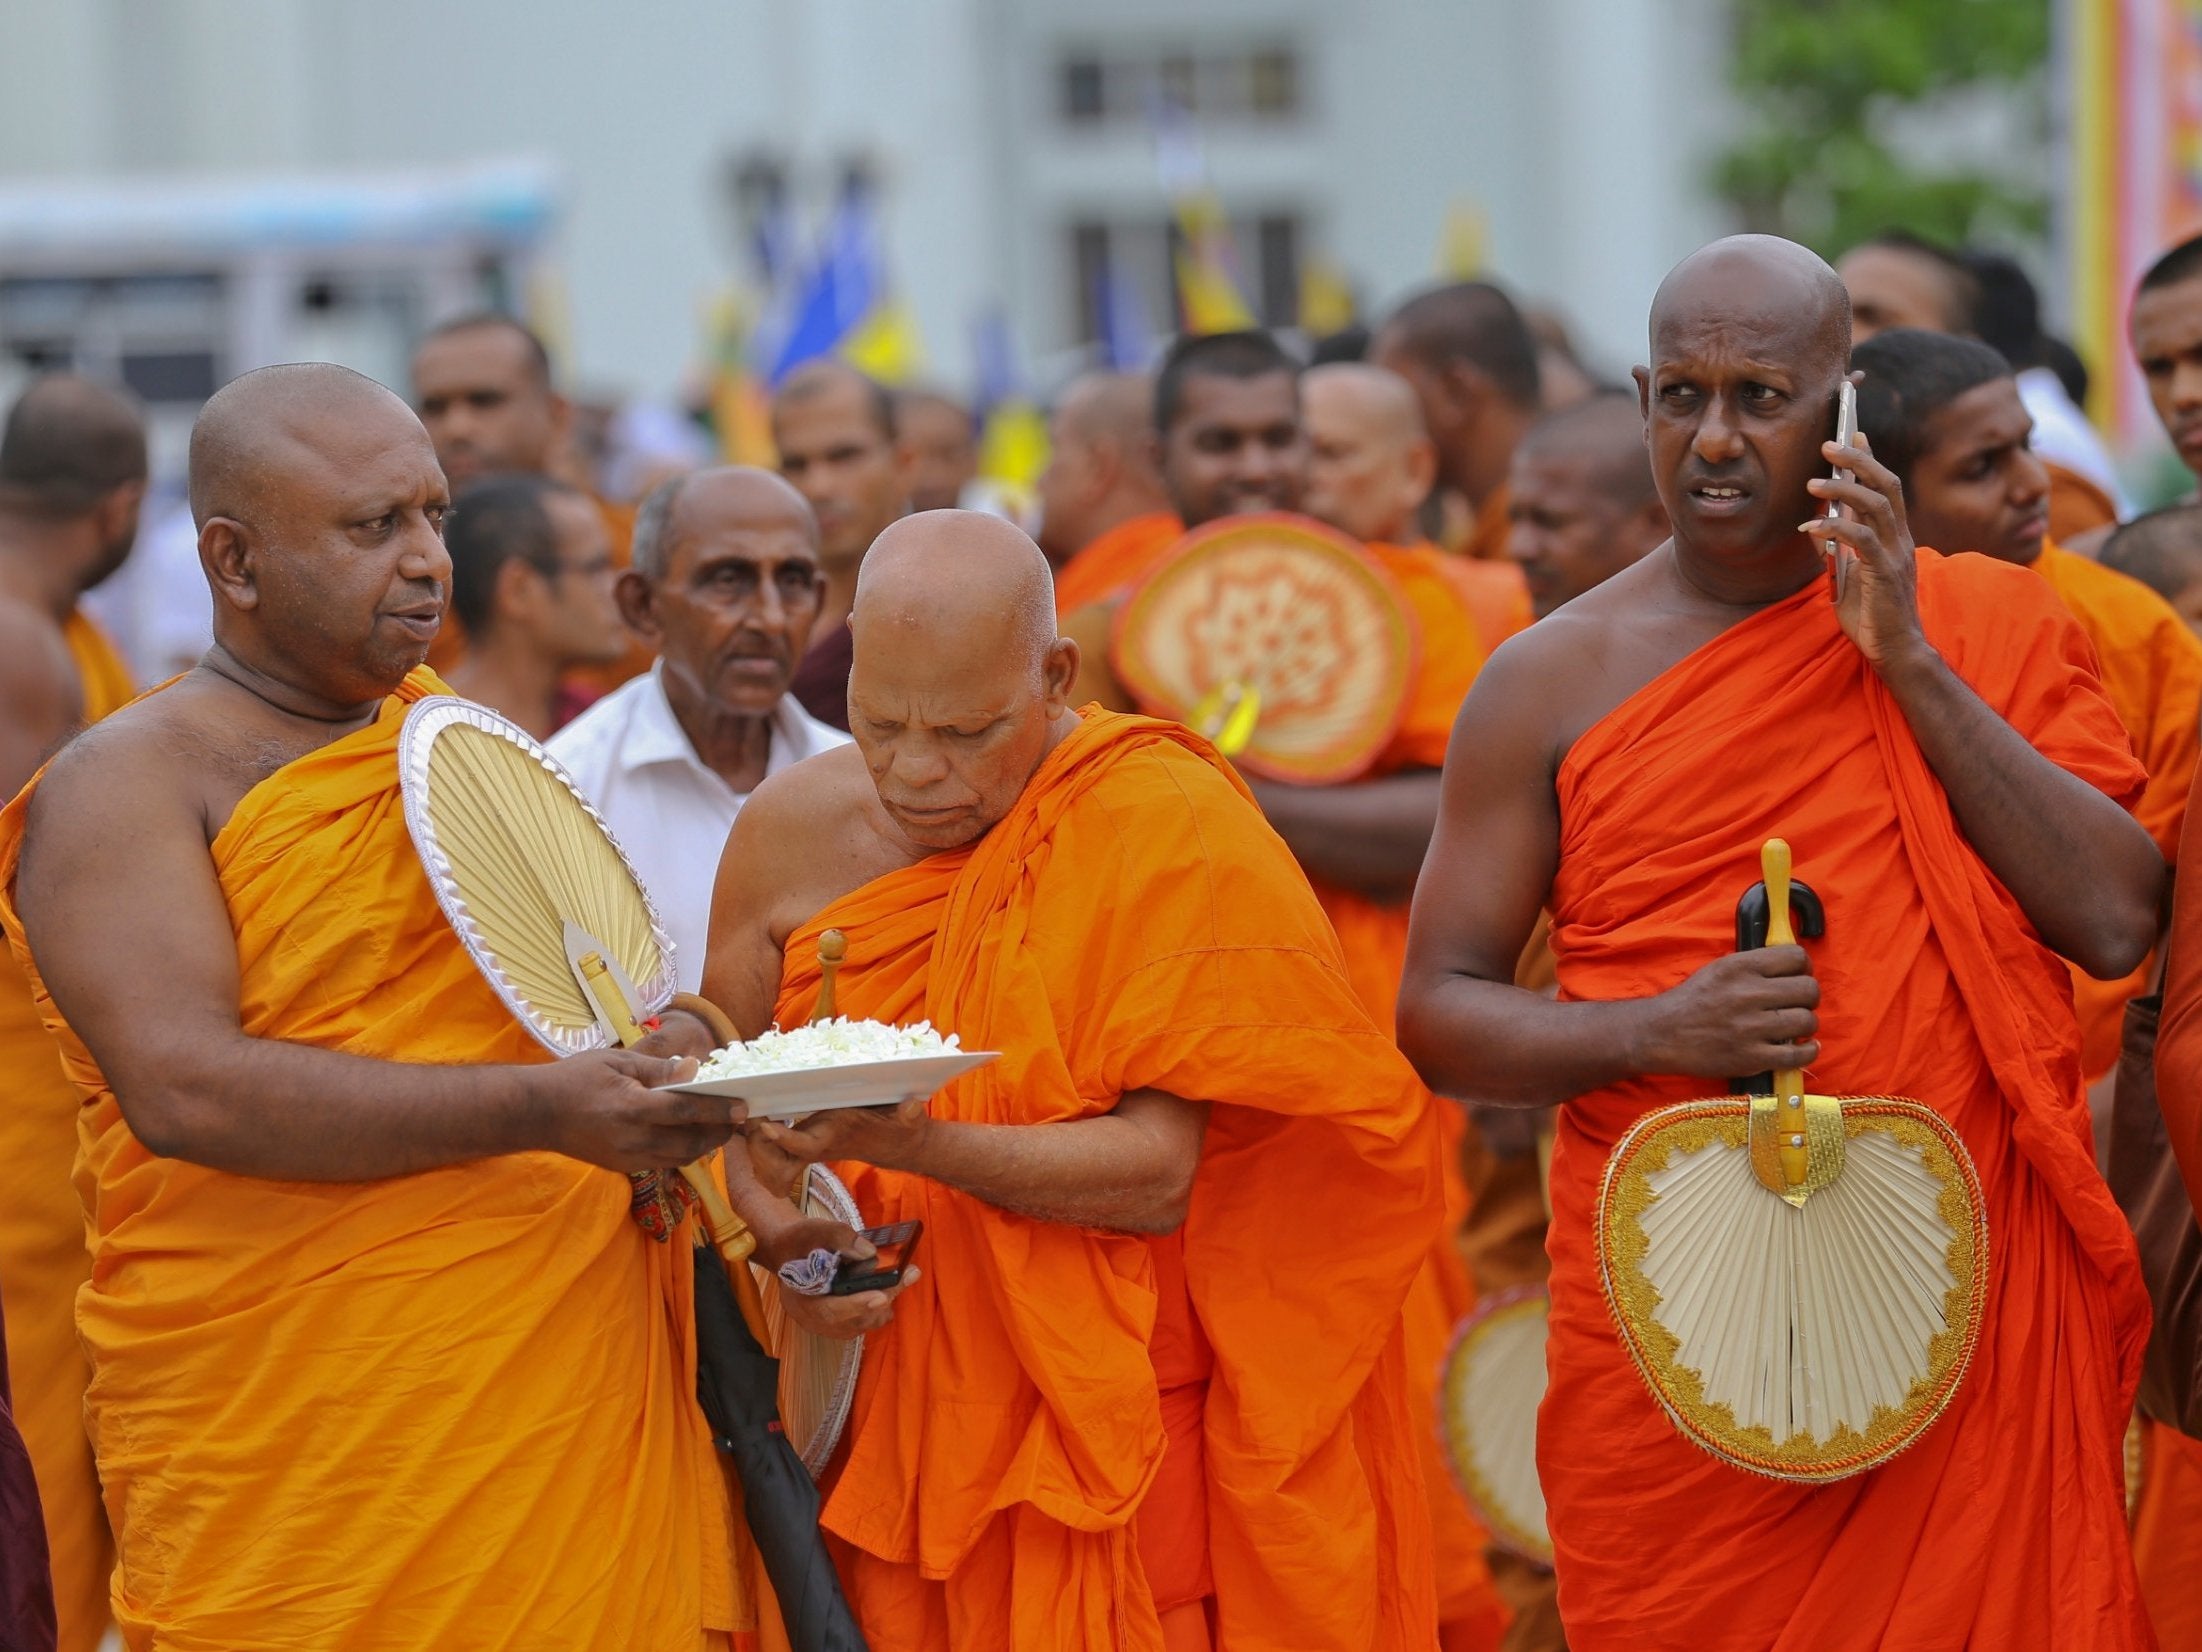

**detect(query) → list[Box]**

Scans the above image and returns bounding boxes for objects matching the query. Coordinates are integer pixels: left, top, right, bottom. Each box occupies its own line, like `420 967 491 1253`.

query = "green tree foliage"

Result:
1716 0 2052 254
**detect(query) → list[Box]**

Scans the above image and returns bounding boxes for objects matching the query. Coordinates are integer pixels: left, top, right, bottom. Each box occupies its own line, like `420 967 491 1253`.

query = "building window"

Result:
1066 210 1307 349
1255 214 1300 329
1053 43 1304 127
1061 56 1106 123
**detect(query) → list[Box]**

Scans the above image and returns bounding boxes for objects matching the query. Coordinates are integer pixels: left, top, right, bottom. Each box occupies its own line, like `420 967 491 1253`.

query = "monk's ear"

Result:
1633 365 1653 423
200 516 259 613
1041 634 1081 713
614 569 660 643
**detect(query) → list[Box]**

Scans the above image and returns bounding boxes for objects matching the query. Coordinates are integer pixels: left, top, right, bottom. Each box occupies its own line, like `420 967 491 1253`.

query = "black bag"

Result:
2108 989 2202 1436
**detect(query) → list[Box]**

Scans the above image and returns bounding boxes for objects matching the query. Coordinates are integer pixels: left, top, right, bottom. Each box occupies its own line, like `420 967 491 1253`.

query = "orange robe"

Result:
0 668 735 1651
773 710 1442 1652
1542 553 2150 1647
1052 512 1184 616
2029 541 2202 1079
1437 559 1533 658
0 613 131 1652
1328 544 1502 1645
1463 483 1513 563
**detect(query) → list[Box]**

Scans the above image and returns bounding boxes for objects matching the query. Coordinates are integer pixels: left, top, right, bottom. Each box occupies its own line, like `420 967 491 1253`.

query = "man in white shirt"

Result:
550 466 848 989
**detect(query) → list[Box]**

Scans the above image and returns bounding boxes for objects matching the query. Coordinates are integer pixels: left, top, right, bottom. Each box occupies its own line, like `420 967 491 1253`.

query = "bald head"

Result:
1649 236 1851 377
1301 363 1437 544
634 464 816 583
848 510 1078 851
1036 372 1170 564
0 375 147 519
188 363 452 707
1371 282 1542 504
1508 393 1665 616
2104 504 2202 637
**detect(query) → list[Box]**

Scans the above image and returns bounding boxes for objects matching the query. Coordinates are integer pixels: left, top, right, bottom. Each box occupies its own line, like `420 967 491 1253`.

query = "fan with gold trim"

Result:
1595 839 1989 1483
1439 1285 1554 1566
1109 513 1417 784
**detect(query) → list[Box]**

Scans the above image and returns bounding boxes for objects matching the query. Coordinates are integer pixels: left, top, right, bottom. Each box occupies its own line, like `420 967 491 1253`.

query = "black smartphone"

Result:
829 1221 924 1295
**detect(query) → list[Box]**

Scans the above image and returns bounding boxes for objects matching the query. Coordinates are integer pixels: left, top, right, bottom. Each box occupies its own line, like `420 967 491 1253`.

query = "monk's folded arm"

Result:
834 1089 1209 1233
1879 643 2163 978
18 745 724 1180
1247 770 1441 901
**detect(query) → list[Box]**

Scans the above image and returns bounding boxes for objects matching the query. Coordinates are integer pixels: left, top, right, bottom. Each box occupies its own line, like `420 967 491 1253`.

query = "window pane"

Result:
1062 56 1105 122
1250 50 1299 116
1256 214 1301 329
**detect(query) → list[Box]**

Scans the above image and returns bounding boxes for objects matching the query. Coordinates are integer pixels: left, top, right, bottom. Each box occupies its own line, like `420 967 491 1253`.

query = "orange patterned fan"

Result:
1109 513 1418 784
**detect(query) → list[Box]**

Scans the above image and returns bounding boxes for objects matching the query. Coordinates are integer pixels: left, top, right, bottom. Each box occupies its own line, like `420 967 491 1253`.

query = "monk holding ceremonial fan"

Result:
1399 236 2162 1648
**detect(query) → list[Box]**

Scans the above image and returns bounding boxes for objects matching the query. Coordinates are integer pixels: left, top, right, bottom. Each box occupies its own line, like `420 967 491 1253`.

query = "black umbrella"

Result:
691 1241 869 1652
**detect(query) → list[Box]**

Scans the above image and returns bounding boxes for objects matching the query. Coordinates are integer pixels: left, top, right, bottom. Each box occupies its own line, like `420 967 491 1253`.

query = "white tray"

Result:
661 1050 999 1122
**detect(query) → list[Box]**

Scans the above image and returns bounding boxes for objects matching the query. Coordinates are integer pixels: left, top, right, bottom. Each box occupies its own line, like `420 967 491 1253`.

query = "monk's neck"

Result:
0 523 88 624
663 672 775 794
1669 536 1826 612
197 643 391 728
443 633 562 740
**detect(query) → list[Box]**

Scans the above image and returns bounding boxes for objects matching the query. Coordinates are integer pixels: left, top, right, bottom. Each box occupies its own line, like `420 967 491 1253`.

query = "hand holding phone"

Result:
830 1221 924 1295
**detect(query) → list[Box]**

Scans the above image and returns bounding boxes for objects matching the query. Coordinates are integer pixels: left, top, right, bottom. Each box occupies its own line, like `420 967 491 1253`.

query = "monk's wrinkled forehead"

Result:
1648 235 1851 380
855 511 1056 656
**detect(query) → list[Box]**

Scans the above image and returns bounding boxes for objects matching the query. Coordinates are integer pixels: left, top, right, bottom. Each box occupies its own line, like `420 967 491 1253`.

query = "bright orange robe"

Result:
1542 552 2151 1648
1339 544 1504 1648
1437 559 1533 658
0 668 735 1651
0 614 132 1652
1052 512 1184 616
773 710 1442 1652
2030 541 2202 1079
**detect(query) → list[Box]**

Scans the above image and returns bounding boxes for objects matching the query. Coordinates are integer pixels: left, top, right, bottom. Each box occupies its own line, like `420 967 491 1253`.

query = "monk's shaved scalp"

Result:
854 509 1058 669
633 465 816 583
2104 503 2202 602
1375 282 1542 409
190 363 422 530
1650 235 1852 378
1516 392 1655 508
1304 362 1430 446
1057 372 1155 449
0 375 147 517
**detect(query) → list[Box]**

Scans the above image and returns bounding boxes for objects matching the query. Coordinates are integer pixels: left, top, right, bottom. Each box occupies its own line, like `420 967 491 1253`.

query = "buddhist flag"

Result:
2068 0 2202 446
1095 263 1155 371
768 182 925 386
703 289 774 465
1174 194 1256 334
973 309 1049 519
1438 200 1487 281
1299 257 1357 337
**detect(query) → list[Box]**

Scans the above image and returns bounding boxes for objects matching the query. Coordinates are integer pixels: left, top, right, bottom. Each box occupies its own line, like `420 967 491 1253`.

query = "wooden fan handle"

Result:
814 929 847 1023
578 950 649 1047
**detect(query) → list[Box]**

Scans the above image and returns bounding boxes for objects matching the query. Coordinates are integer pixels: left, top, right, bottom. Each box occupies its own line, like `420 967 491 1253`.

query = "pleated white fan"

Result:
1439 1286 1553 1566
1595 839 1989 1483
752 1164 866 1477
1110 513 1417 785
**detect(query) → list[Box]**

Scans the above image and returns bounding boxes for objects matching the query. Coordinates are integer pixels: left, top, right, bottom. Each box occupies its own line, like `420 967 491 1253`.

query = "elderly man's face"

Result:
411 327 562 487
847 612 1073 853
636 485 827 719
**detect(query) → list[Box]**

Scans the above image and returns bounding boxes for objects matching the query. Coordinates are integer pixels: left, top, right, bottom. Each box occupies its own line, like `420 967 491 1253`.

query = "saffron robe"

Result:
1052 512 1185 616
1541 552 2151 1648
0 613 131 1652
0 668 735 1651
773 710 1442 1652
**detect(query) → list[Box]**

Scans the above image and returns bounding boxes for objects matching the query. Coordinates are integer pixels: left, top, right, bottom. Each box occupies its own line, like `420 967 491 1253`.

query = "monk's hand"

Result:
1633 947 1820 1079
1806 430 1930 680
763 1094 934 1173
534 1049 742 1172
776 1263 920 1342
751 1213 869 1275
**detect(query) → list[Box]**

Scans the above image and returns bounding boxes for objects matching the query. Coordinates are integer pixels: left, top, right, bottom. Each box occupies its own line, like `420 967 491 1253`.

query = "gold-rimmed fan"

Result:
1439 1285 1553 1566
1595 839 1989 1482
1109 512 1417 784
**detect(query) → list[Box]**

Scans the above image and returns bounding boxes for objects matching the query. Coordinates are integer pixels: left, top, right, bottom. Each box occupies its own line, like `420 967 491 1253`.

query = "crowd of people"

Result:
4 217 2202 1652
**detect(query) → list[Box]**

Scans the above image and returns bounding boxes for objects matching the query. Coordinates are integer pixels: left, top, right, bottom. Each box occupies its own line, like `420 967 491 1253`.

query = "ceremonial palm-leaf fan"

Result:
1109 512 1416 785
1439 1285 1553 1566
752 1165 865 1478
1596 840 1989 1483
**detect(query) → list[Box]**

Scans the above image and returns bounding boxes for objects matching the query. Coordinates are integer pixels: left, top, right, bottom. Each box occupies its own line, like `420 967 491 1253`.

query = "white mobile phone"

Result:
1823 380 1857 559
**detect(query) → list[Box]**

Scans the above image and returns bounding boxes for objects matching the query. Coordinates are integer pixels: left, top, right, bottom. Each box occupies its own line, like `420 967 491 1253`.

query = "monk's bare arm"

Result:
1247 771 1442 901
700 795 796 1040
765 1090 1209 1234
0 610 79 800
17 732 732 1179
1397 644 1821 1106
1816 445 2163 979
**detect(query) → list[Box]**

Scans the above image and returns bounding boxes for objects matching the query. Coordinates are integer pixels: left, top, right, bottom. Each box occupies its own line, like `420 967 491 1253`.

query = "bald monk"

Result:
1037 372 1181 613
1299 358 1510 1650
701 511 1443 1652
0 363 798 1649
1507 392 1669 620
1398 236 2161 1647
1372 282 1544 565
2105 504 2202 635
1839 234 2122 544
0 376 144 1652
773 359 913 730
1850 327 2202 1087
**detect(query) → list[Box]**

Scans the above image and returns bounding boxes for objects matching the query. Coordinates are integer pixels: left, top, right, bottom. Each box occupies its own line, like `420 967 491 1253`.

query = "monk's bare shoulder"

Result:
722 742 898 946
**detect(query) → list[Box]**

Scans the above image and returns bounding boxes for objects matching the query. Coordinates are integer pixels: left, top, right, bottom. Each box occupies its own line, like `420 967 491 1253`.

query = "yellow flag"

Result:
1299 258 1356 336
1438 201 1486 280
841 300 927 386
1174 192 1256 333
